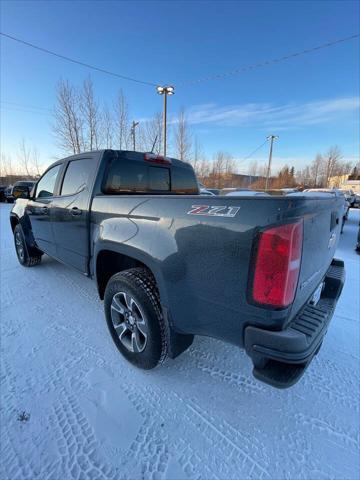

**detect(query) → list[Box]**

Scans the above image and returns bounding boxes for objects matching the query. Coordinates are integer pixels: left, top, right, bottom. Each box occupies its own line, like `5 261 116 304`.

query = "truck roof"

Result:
55 150 193 170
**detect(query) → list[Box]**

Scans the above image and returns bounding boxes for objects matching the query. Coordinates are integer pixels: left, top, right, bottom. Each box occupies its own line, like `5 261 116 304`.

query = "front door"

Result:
26 164 62 256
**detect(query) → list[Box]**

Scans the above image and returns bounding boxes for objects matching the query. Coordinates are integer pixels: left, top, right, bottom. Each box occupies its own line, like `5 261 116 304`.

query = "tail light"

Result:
144 153 172 165
251 221 303 308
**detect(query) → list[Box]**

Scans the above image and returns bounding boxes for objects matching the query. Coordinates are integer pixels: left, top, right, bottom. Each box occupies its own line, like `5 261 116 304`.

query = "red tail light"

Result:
251 221 303 308
144 153 172 165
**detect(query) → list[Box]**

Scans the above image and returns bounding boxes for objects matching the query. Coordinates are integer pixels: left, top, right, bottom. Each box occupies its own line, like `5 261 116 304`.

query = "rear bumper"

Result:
244 258 345 389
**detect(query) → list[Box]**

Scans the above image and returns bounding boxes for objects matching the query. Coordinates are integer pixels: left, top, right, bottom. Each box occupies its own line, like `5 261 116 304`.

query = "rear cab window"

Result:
103 159 148 194
102 153 198 195
149 167 170 191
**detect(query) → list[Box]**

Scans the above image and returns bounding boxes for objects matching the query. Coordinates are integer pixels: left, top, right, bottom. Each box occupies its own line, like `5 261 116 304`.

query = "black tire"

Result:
104 268 167 370
14 224 42 267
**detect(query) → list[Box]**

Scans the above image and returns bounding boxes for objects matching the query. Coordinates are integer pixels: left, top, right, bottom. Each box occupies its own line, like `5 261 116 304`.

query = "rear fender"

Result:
93 240 193 358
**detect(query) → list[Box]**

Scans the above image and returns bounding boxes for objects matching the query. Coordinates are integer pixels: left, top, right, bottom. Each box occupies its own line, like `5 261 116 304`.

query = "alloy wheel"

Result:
110 291 148 353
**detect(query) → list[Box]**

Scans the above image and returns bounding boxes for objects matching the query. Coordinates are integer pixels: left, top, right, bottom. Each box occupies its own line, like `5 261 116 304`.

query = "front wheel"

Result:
14 224 42 267
104 268 167 370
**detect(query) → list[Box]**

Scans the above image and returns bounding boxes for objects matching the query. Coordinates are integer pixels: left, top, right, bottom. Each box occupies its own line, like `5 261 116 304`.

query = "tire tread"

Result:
14 224 42 267
108 268 168 366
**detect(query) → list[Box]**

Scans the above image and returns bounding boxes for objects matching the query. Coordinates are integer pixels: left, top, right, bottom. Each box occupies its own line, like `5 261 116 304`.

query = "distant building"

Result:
342 179 360 194
328 174 360 193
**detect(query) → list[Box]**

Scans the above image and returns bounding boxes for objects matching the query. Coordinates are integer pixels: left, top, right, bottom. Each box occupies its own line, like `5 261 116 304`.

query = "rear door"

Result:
26 164 62 256
51 156 98 273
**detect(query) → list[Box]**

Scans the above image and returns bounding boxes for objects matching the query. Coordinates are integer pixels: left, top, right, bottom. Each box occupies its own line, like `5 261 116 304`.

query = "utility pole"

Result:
156 86 175 156
131 121 139 151
265 135 278 191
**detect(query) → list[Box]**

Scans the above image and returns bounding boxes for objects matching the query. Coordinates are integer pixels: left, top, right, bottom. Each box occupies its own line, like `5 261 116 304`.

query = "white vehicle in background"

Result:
198 182 216 196
224 189 270 197
339 189 355 207
219 188 269 196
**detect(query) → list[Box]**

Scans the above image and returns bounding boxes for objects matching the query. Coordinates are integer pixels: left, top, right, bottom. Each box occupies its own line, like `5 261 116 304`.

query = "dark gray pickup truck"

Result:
10 150 345 388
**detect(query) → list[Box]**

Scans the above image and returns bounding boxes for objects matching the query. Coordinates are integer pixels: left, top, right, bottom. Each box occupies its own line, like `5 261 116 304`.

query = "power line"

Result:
2 31 358 91
0 32 158 87
0 105 51 116
1 101 52 111
242 139 268 162
178 33 360 87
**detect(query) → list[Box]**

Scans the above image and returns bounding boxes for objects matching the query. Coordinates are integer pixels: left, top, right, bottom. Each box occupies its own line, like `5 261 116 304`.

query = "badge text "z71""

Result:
187 205 240 218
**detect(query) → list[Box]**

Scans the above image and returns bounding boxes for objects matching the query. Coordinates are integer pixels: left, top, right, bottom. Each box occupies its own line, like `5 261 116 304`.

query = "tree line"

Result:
51 77 241 188
1 76 357 190
1 139 42 182
295 146 354 188
53 77 195 159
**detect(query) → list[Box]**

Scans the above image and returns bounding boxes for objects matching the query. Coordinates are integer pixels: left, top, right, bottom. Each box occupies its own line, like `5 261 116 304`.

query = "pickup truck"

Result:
10 150 345 388
5 180 36 203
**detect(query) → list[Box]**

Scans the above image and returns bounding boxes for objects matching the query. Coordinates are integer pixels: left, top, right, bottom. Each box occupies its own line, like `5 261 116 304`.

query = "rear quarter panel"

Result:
92 195 341 347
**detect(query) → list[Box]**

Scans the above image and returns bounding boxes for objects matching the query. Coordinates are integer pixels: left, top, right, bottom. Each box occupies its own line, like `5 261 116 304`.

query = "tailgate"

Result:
290 193 344 321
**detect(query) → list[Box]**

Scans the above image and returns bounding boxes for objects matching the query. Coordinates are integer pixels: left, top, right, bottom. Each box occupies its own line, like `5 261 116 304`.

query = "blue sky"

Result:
1 0 359 173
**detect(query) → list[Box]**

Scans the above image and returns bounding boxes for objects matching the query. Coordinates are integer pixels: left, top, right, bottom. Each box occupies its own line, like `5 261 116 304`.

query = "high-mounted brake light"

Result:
251 221 303 308
144 153 172 165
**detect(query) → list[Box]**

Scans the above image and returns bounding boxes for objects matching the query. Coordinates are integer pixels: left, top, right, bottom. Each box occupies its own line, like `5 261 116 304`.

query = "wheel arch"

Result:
94 243 168 307
10 213 19 232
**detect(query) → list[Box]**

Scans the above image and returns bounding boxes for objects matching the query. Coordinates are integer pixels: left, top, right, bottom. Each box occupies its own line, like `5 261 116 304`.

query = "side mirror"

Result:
13 186 30 199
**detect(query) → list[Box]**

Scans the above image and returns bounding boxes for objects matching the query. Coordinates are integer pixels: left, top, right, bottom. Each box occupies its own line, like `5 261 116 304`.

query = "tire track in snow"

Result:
51 392 118 480
172 392 271 479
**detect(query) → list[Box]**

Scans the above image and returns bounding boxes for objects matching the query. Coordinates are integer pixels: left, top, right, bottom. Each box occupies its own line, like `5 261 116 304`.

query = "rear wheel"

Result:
104 268 167 370
14 224 42 267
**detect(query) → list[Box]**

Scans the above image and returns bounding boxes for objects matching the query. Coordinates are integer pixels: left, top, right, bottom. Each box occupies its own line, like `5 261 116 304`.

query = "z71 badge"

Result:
187 205 240 218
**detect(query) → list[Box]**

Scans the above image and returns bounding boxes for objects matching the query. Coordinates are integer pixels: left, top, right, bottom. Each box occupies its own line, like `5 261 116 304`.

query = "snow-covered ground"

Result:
0 203 359 480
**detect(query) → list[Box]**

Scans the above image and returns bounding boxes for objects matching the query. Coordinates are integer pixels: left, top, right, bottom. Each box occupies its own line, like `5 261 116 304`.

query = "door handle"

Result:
41 206 48 214
70 207 82 216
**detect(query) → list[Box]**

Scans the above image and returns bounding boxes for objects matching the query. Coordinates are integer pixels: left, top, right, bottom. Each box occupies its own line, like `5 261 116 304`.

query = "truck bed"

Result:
91 192 344 338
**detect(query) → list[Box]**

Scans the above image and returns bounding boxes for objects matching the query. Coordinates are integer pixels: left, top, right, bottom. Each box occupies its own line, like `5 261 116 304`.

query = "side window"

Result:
35 165 61 199
103 159 147 194
149 167 170 191
61 158 94 196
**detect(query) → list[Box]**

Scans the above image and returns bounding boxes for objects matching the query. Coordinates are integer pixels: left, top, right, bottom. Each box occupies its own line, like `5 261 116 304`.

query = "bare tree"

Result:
18 139 32 177
139 112 163 154
310 153 324 187
0 153 7 178
81 77 100 150
114 90 130 150
224 154 236 187
174 108 192 161
324 146 342 187
211 151 227 188
196 159 211 184
1 153 17 178
32 147 42 177
101 104 114 149
53 79 83 154
248 160 258 187
295 165 312 188
191 136 203 174
251 165 268 189
248 160 258 177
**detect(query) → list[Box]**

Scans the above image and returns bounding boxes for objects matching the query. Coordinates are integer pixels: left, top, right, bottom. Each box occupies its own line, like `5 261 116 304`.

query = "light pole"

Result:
156 85 175 156
131 121 139 151
265 135 278 191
